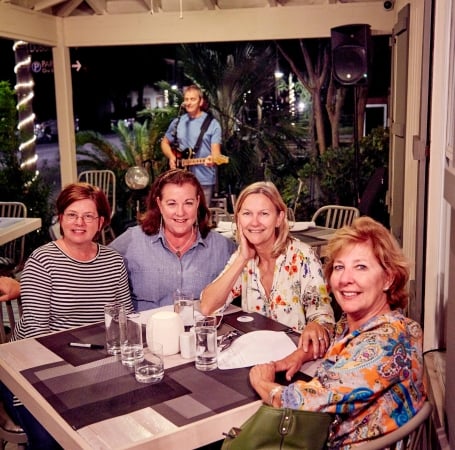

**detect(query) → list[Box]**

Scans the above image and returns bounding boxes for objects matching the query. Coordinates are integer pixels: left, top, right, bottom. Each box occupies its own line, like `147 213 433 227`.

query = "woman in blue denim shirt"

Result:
110 169 236 311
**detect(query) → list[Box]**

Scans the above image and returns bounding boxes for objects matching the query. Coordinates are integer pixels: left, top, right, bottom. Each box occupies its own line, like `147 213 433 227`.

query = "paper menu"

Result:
217 330 297 370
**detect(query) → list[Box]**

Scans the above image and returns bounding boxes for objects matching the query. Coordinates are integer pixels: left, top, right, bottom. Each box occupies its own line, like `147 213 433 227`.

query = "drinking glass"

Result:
194 316 217 371
120 313 144 367
173 291 195 332
104 303 123 355
135 342 164 383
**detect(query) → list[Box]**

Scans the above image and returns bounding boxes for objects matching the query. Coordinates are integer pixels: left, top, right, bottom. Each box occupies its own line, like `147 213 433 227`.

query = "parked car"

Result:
35 118 79 143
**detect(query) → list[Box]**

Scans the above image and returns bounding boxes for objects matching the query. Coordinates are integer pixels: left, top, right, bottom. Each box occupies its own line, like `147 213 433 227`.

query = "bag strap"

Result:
193 112 214 154
279 408 293 437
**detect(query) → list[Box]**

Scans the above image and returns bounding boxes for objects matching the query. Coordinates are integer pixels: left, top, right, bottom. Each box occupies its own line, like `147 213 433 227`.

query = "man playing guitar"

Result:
161 85 223 206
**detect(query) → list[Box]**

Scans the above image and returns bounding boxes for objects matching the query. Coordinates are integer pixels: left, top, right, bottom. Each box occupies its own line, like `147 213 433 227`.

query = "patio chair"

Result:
311 205 360 229
0 202 27 277
78 170 116 244
355 401 432 450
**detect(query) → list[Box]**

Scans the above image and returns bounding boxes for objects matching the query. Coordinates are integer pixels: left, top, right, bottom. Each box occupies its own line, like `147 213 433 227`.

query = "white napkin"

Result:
217 330 297 369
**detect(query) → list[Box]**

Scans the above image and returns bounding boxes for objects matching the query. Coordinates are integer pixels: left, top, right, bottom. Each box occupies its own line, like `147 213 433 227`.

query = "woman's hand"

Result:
0 276 21 302
273 348 308 382
298 322 330 360
238 223 256 261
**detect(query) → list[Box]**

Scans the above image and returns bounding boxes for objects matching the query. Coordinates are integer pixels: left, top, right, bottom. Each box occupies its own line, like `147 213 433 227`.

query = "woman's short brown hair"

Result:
56 182 111 238
323 216 410 310
140 169 211 237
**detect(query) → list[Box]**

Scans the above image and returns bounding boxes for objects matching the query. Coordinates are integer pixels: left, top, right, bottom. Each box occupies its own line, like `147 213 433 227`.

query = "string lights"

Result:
13 40 38 176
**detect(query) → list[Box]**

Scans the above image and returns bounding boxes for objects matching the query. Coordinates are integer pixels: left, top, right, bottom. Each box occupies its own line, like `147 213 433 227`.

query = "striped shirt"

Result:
12 241 133 341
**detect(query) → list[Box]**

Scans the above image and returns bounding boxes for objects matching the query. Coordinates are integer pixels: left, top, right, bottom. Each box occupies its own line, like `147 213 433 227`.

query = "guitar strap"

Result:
192 112 214 156
173 112 213 157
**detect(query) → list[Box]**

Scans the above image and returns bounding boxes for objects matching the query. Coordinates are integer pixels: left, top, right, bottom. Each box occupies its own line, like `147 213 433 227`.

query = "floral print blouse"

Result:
222 237 334 331
281 311 426 449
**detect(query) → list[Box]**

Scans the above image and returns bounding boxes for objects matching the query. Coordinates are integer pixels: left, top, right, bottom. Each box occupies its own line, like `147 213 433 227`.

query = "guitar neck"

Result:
179 158 207 167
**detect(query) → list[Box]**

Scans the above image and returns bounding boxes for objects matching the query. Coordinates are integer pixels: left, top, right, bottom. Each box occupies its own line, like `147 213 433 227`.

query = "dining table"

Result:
290 224 337 255
0 307 317 450
0 217 42 246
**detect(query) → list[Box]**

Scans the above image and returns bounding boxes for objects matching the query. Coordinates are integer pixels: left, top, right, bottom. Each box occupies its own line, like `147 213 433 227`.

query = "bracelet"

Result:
268 385 282 407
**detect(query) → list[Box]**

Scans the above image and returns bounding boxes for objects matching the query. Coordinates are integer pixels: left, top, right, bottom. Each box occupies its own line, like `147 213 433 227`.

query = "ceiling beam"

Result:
61 3 394 47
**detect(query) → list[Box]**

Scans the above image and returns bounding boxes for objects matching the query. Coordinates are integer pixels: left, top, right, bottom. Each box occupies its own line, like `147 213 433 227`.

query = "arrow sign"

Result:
71 60 82 72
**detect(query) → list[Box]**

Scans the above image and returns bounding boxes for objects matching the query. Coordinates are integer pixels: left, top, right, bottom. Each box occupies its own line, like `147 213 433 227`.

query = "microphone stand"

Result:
171 103 185 151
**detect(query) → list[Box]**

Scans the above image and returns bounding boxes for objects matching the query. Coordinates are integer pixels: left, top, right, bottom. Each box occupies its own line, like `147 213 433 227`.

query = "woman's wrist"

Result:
268 385 283 407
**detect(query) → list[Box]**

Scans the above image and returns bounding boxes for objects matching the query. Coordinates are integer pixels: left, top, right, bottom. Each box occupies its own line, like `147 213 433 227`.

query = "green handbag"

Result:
221 404 334 450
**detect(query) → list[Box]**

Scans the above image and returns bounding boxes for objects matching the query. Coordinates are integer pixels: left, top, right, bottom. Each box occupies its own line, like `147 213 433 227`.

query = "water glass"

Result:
173 291 195 332
120 313 144 367
135 342 164 384
104 303 123 355
194 316 218 371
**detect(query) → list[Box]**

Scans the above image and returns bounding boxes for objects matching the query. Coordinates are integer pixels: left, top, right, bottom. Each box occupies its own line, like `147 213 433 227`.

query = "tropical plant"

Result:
177 42 309 195
76 108 173 230
0 80 52 254
291 126 390 222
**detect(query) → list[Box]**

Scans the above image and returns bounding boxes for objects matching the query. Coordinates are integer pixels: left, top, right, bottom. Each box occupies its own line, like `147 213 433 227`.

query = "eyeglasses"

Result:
63 213 99 223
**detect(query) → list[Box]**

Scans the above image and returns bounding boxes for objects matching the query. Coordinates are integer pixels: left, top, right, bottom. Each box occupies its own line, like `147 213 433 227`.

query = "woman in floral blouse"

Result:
200 181 335 359
249 216 426 448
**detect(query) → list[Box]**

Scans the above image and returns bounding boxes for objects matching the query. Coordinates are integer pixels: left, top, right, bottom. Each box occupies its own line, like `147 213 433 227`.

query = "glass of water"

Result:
194 316 218 371
135 342 164 384
173 291 195 332
120 313 144 368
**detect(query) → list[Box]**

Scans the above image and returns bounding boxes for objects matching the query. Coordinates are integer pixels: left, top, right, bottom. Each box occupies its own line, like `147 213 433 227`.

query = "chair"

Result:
78 170 116 245
355 401 432 450
0 298 28 449
210 197 228 213
311 205 360 229
209 207 232 227
0 202 27 277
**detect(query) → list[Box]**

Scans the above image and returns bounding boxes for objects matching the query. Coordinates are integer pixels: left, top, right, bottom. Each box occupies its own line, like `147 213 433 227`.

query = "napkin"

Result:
217 330 297 369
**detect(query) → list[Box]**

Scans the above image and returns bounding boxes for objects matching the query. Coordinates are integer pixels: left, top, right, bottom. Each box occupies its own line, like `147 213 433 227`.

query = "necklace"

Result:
166 228 194 257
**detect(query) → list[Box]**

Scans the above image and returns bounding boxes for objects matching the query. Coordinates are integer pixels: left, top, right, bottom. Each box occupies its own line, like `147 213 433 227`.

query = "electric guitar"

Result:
172 148 229 169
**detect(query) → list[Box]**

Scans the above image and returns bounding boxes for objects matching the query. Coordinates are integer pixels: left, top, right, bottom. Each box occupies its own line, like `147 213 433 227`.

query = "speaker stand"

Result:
353 86 360 206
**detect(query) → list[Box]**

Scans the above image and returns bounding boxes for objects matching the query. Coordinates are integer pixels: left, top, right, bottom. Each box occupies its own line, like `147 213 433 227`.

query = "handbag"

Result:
221 404 334 450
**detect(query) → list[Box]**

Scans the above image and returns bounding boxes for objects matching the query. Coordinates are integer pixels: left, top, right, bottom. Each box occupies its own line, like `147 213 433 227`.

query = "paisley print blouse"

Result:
281 311 426 449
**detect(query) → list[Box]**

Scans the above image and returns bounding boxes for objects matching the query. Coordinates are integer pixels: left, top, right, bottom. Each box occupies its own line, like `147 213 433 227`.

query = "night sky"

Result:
0 36 390 132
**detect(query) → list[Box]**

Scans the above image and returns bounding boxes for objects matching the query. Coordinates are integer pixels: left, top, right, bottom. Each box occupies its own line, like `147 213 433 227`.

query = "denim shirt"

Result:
109 225 236 311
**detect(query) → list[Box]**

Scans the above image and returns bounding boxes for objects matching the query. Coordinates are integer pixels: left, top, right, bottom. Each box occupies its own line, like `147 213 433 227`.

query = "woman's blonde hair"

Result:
234 181 291 258
323 216 410 309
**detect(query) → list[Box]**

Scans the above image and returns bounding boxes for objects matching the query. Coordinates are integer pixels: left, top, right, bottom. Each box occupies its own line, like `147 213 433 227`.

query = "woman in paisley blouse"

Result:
249 216 426 449
200 181 335 360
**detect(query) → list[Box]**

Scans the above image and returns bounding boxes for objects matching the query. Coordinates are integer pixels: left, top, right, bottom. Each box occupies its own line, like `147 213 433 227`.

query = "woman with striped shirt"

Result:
3 182 133 449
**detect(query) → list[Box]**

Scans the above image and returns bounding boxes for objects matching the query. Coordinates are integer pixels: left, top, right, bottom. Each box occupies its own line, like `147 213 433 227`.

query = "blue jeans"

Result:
201 184 214 207
1 382 62 450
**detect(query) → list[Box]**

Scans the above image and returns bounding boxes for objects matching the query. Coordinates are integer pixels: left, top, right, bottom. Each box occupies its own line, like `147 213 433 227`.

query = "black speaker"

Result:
330 24 371 86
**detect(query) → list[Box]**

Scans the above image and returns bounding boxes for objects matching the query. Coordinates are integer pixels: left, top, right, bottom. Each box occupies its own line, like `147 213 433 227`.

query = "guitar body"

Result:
172 148 229 169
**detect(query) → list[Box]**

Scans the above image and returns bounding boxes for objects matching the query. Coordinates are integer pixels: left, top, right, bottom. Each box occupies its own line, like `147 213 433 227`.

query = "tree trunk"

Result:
326 78 346 149
277 40 330 155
